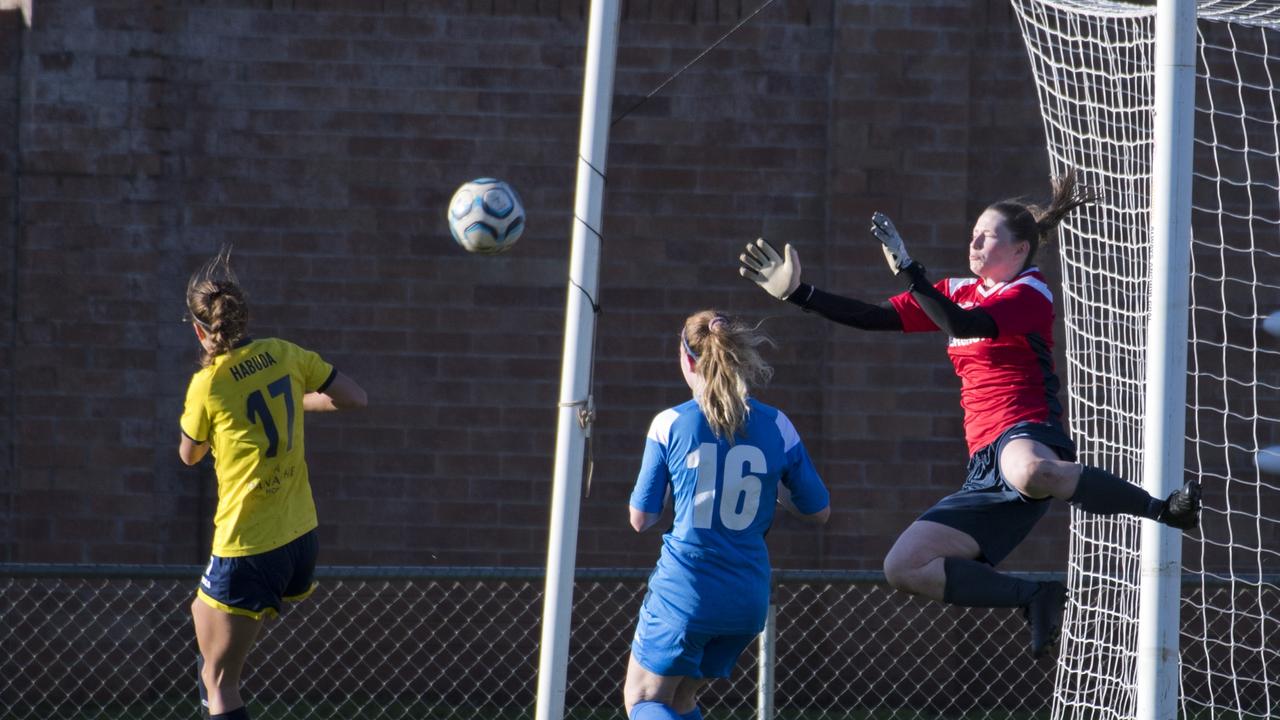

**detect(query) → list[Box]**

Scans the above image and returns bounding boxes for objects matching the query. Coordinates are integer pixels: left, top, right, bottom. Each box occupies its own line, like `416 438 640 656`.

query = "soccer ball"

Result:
447 178 525 254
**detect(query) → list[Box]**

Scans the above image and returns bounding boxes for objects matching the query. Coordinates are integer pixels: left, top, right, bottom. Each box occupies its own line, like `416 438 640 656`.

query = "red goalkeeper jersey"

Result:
889 267 1063 456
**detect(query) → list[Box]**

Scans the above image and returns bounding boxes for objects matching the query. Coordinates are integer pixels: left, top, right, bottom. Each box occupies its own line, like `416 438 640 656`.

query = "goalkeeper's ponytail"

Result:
681 310 774 443
988 167 1096 271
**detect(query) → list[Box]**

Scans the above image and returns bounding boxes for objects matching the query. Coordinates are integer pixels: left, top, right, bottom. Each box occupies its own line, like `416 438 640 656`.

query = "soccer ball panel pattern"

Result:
447 178 525 255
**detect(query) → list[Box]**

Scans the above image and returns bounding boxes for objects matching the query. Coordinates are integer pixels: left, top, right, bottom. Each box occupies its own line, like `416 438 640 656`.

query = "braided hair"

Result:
185 247 249 367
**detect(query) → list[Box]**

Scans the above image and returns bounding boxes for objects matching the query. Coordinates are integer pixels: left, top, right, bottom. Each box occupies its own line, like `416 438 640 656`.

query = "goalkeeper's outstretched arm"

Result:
738 237 903 331
870 212 997 339
787 284 902 330
897 264 997 339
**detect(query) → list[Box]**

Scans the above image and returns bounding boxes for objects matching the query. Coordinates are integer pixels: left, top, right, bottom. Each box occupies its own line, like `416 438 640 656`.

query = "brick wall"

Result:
0 9 19 562
0 0 1069 572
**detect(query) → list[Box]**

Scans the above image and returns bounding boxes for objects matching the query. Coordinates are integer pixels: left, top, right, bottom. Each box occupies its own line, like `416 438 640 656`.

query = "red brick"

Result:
19 543 84 563
88 543 158 563
0 0 1070 576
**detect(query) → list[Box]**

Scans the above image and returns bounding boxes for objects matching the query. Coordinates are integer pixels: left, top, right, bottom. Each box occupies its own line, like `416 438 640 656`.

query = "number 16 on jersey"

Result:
689 443 766 531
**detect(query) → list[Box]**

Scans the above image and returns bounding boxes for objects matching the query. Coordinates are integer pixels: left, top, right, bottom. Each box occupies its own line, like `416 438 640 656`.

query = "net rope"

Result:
1011 1 1280 718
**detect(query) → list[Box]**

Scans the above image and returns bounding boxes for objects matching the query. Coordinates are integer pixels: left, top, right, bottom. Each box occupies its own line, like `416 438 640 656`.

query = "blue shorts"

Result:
196 529 319 620
919 421 1076 566
630 605 757 679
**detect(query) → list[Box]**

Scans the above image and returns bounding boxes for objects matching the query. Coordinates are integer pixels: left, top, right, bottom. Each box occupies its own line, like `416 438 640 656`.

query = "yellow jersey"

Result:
180 337 336 557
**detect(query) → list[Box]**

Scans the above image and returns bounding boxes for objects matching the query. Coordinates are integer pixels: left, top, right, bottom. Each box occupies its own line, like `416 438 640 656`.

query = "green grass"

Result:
16 698 1050 720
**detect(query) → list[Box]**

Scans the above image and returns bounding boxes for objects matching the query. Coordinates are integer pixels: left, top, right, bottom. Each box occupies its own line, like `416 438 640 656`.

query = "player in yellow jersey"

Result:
178 249 367 720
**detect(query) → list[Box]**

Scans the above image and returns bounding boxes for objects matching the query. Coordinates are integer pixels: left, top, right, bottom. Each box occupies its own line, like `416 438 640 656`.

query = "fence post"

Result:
757 602 776 720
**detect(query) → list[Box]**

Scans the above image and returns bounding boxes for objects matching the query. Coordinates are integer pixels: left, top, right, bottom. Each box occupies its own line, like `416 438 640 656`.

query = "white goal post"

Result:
1011 1 1280 718
0 0 31 27
537 2 622 720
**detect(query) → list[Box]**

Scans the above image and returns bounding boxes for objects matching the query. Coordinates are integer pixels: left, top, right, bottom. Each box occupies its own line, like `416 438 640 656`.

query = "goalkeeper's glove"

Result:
871 212 914 275
739 238 801 300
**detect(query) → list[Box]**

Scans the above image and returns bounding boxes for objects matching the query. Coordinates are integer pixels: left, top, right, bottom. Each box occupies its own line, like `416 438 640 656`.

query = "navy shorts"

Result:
196 529 319 620
919 421 1076 566
630 605 758 679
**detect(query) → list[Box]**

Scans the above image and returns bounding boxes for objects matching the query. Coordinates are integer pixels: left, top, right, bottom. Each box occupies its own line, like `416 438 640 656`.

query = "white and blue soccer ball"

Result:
447 178 525 255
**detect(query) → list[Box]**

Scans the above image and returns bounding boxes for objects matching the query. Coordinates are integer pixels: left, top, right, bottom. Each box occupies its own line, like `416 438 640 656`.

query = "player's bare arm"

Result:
302 372 367 412
178 434 209 466
778 483 829 525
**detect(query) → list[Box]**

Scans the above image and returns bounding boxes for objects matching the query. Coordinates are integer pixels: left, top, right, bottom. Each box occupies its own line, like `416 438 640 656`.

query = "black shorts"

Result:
919 421 1076 566
196 529 319 620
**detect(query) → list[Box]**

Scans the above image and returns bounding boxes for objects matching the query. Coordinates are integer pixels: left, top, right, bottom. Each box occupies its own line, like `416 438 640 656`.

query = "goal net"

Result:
1011 1 1280 718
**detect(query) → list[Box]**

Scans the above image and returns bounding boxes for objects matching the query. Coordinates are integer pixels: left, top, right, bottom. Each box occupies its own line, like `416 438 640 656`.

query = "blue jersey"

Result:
630 398 829 634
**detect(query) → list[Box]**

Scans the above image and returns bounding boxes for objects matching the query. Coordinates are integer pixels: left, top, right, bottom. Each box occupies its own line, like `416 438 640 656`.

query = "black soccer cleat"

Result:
1024 581 1068 659
1156 479 1202 530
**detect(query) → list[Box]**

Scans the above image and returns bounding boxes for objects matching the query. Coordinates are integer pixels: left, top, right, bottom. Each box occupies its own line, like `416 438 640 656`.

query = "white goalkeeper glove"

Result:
739 238 801 300
871 212 913 275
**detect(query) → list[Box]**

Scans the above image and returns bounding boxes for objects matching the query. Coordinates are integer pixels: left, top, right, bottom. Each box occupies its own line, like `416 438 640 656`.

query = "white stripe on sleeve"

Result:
646 408 680 447
774 410 801 452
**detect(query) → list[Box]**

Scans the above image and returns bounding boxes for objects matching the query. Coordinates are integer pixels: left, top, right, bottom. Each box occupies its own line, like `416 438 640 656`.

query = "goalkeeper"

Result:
737 171 1201 658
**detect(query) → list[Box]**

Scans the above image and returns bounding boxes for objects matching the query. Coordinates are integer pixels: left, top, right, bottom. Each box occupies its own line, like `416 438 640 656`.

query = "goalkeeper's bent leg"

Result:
945 557 1067 657
1069 466 1164 518
942 557 1040 607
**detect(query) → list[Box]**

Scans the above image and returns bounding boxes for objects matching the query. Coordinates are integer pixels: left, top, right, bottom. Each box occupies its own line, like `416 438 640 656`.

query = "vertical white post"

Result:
1138 0 1196 718
0 0 32 26
757 603 776 720
534 2 621 720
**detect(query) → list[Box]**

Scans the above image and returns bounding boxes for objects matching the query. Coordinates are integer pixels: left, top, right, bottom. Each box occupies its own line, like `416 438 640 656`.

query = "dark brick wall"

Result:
0 0 1068 571
0 9 19 562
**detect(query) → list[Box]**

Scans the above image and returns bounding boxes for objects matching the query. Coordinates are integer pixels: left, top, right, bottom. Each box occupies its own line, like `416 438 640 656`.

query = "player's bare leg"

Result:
998 438 1081 499
623 654 686 719
671 677 708 718
882 520 981 601
996 436 1201 656
192 598 263 717
1001 437 1201 528
884 519 1065 656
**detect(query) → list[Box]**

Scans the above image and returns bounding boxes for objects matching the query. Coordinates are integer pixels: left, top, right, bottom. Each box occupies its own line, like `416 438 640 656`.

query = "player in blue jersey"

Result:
623 310 831 720
178 249 367 720
737 170 1200 659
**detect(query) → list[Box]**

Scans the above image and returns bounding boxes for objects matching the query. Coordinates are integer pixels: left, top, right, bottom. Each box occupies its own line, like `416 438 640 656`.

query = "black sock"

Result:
1070 466 1163 519
211 707 250 720
943 557 1042 608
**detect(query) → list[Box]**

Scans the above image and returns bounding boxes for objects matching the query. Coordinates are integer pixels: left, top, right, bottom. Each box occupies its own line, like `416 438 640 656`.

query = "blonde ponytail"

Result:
681 311 774 441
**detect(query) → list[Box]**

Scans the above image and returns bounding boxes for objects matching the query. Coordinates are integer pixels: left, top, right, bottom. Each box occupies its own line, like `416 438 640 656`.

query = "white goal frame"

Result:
1014 1 1280 719
1137 1 1197 718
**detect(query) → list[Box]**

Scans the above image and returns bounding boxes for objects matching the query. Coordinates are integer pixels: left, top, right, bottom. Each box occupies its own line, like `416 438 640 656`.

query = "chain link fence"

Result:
1 565 1065 720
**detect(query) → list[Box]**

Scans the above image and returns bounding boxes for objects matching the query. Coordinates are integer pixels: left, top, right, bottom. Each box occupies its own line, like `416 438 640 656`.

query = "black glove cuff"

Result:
900 261 929 291
786 283 816 307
